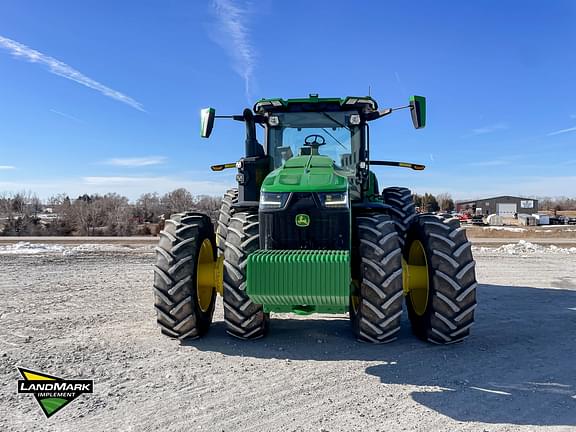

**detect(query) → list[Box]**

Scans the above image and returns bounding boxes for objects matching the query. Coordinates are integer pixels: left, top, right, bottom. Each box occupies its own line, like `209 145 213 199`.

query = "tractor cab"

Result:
254 96 372 175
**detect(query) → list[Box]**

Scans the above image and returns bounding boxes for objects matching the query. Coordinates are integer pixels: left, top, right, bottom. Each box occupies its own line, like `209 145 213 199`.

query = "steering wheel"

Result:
304 134 326 147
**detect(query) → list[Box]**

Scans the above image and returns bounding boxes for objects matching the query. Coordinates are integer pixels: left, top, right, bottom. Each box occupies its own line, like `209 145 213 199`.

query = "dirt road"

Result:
1 247 575 431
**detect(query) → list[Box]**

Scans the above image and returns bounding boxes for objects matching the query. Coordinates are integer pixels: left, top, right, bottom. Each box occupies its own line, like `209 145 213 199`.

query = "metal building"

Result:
456 196 538 217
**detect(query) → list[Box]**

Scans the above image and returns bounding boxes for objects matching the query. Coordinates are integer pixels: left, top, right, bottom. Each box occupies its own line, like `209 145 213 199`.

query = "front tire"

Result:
350 213 404 343
216 188 238 256
153 213 217 340
404 214 477 344
382 187 417 246
223 211 269 339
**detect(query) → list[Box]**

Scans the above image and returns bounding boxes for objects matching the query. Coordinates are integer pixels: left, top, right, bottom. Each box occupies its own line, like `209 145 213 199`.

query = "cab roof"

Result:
253 94 378 114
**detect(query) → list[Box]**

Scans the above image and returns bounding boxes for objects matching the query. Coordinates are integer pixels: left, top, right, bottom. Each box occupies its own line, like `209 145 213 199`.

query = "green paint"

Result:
200 107 215 138
263 304 348 314
261 155 348 193
254 95 378 111
367 171 378 197
409 95 426 129
246 250 351 311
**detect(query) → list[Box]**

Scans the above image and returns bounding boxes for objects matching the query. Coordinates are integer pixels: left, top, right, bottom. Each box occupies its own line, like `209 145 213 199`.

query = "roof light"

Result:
343 97 377 110
349 114 361 125
268 115 280 126
254 99 284 112
254 100 272 111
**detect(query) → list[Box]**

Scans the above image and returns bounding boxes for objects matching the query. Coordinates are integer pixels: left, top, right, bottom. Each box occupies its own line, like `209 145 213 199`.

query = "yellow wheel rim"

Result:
403 240 429 316
196 238 215 313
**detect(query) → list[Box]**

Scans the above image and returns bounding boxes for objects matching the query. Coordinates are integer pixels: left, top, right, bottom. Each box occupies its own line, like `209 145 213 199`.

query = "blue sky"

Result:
1 0 575 200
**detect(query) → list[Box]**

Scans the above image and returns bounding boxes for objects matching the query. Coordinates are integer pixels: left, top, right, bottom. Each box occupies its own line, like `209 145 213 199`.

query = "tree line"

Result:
412 192 455 213
0 189 220 236
1 190 575 236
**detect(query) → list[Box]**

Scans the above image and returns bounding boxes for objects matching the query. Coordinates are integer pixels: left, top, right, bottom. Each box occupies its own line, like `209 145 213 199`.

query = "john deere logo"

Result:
295 214 310 227
17 367 94 418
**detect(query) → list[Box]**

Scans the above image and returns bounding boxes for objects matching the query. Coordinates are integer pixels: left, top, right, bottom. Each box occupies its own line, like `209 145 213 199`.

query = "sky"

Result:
1 0 575 201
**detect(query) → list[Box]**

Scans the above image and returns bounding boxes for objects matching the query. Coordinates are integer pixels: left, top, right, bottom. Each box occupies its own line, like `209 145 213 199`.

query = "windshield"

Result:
267 111 361 173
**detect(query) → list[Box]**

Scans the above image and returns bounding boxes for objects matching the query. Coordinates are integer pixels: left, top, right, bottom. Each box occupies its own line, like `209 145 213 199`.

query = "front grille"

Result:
259 193 350 250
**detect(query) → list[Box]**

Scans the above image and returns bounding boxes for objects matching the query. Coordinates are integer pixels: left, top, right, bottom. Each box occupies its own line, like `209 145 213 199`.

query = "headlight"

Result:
318 192 348 208
260 192 289 209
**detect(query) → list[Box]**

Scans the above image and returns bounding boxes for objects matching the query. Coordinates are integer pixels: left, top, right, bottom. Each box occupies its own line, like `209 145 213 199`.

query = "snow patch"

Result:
0 242 152 255
474 240 576 255
481 226 526 232
0 242 66 255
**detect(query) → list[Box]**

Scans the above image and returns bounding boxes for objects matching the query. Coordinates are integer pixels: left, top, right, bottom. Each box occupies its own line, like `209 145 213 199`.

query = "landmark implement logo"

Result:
17 367 94 418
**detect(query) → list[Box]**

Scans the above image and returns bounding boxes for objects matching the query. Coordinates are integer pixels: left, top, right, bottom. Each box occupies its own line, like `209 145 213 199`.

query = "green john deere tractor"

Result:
153 94 477 344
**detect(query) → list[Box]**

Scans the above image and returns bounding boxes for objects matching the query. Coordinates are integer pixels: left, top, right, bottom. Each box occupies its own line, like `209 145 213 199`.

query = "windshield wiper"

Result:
321 128 348 149
320 112 350 131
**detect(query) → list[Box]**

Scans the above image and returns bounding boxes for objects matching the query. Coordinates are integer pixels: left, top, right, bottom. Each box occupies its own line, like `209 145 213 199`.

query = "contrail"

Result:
212 0 257 101
548 126 576 136
0 34 145 112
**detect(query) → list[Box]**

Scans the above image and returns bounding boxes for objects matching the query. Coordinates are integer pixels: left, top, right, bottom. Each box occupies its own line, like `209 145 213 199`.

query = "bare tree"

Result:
161 188 195 216
100 193 134 235
436 192 455 212
135 192 162 223
193 195 221 223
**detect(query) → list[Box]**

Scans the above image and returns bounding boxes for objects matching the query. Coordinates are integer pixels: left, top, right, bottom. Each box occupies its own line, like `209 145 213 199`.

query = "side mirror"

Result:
200 107 216 138
409 96 426 129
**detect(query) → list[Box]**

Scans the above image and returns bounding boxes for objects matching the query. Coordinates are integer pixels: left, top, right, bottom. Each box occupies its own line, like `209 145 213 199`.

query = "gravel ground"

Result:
1 246 575 431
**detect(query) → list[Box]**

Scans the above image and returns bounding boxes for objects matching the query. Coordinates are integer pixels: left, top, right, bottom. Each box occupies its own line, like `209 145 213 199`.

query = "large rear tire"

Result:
382 187 417 246
223 211 269 339
404 214 477 344
153 213 217 340
350 213 404 343
216 188 238 256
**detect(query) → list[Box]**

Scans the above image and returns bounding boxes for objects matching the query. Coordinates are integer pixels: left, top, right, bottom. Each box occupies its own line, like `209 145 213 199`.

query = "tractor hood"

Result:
261 155 348 193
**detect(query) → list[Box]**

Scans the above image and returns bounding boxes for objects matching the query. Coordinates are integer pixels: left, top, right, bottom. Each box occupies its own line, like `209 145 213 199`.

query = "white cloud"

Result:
211 0 257 100
0 34 145 112
374 169 576 200
2 172 575 202
470 122 508 135
84 176 233 197
0 165 16 170
547 126 576 136
0 175 233 200
83 176 159 185
104 157 167 167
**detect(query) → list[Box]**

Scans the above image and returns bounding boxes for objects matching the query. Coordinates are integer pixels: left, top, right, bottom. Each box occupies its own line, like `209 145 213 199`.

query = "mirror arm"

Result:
391 104 411 111
364 108 393 121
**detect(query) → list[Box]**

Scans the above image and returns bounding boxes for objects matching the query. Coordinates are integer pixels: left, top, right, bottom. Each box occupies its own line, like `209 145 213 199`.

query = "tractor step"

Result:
246 250 350 313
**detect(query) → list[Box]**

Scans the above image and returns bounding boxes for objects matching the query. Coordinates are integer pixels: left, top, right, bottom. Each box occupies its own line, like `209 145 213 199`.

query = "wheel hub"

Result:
196 239 222 312
402 240 429 316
